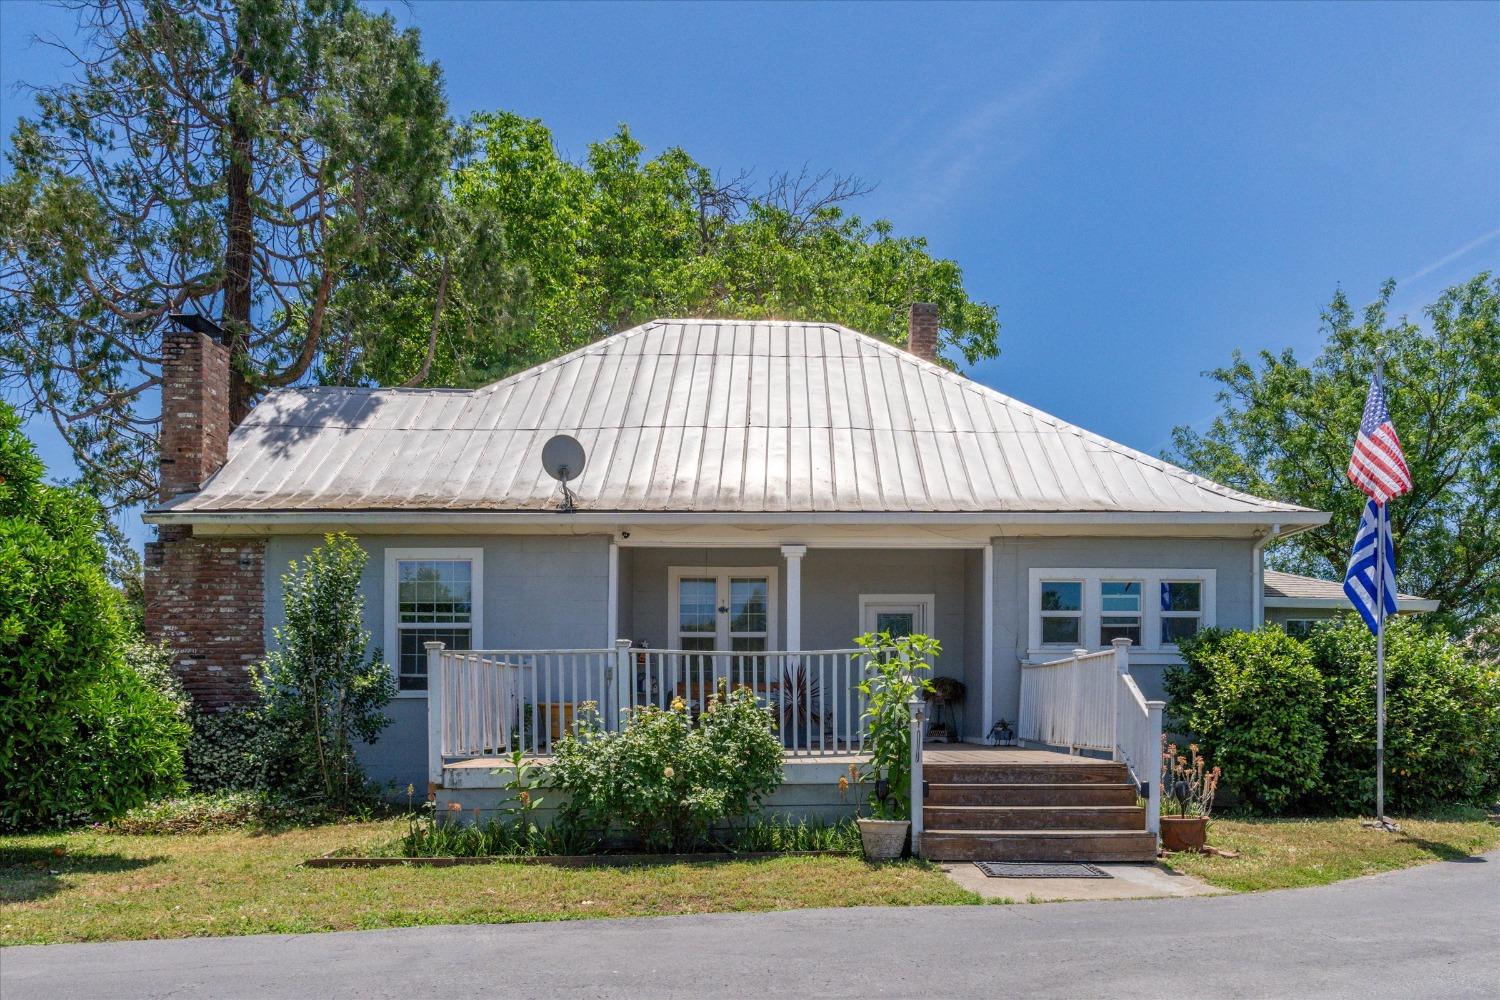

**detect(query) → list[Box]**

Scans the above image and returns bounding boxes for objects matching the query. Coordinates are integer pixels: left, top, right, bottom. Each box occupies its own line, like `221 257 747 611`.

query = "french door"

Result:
672 569 778 652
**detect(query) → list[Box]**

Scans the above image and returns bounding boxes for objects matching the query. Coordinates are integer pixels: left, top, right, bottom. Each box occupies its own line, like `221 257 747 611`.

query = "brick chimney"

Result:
158 328 231 502
145 324 264 710
907 302 939 363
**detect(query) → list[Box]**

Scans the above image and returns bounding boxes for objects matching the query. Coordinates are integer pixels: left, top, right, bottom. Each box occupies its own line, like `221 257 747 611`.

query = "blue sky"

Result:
3 1 1498 549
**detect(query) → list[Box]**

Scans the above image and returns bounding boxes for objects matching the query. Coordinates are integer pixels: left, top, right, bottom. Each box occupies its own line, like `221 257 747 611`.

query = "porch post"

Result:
607 539 619 643
908 694 925 856
1145 699 1165 837
1111 637 1131 761
425 641 446 788
781 544 806 652
982 543 994 743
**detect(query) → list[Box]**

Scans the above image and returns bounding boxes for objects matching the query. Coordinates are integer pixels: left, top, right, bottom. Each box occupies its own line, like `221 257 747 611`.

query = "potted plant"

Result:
1159 738 1220 853
853 631 938 860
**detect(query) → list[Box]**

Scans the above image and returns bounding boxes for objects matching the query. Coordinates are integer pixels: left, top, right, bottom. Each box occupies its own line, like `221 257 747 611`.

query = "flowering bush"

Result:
548 684 783 852
1160 736 1220 817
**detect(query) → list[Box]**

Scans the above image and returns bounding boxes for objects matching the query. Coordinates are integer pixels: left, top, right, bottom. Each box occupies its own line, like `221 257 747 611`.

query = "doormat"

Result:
973 861 1110 879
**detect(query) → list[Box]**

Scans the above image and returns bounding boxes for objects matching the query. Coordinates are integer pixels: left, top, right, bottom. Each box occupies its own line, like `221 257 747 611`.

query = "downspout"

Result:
1251 522 1282 628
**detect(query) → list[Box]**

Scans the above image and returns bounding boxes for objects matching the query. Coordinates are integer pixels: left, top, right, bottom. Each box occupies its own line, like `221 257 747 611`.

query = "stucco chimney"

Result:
157 327 231 502
907 302 939 363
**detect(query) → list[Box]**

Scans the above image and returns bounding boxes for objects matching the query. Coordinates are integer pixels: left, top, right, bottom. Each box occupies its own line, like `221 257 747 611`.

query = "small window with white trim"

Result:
1160 581 1203 644
1099 581 1143 646
1039 581 1083 645
1284 618 1317 640
386 549 482 693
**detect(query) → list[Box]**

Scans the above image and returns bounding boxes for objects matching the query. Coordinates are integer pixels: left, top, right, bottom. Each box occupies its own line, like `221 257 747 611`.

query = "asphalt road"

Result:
4 853 1498 1000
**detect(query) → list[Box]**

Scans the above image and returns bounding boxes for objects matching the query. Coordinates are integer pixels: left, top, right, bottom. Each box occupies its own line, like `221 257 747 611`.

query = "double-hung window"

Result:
1038 581 1084 646
1160 581 1203 644
385 548 483 693
1099 581 1143 646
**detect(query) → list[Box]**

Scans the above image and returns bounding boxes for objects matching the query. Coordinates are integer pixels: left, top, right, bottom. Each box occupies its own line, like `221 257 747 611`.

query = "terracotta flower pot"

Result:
857 818 909 860
1160 815 1208 853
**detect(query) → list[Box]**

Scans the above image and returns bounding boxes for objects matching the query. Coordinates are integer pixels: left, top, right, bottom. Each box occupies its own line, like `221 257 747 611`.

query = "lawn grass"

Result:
0 820 978 945
1164 809 1500 892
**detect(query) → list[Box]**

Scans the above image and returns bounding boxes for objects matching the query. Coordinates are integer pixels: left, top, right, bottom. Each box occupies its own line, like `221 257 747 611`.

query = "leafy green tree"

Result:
367 112 999 384
0 0 499 514
253 533 394 811
1170 275 1500 634
0 401 187 830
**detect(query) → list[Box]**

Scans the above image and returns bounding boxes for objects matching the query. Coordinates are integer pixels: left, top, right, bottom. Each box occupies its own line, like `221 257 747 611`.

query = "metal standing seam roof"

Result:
162 319 1320 517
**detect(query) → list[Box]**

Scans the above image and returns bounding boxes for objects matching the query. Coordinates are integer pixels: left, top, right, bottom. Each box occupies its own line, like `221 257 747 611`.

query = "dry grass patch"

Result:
1165 809 1500 892
0 820 976 945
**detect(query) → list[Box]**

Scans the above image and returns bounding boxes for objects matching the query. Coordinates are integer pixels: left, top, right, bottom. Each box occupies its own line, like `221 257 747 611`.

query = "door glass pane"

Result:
875 612 916 638
728 578 768 634
678 578 717 634
1041 617 1080 645
1040 581 1081 612
1101 581 1141 612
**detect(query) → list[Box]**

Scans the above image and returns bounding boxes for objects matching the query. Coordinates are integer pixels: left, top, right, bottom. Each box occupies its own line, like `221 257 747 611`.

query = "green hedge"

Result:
1168 618 1500 815
1166 628 1325 813
0 403 188 830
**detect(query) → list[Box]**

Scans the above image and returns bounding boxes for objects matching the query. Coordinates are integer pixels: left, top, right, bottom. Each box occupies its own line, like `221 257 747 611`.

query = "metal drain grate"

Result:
973 861 1110 879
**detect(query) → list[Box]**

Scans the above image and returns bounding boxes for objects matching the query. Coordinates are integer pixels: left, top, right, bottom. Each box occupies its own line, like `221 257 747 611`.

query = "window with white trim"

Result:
385 548 483 693
1160 580 1203 644
1284 618 1317 640
1099 581 1143 646
1027 568 1216 655
1038 580 1083 646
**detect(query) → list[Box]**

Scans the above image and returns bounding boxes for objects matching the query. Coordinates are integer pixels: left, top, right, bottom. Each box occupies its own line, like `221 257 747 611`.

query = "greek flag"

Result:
1342 499 1397 635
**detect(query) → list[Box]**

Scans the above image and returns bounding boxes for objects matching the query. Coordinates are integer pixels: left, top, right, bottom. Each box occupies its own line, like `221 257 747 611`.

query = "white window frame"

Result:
1036 579 1085 648
1027 568 1216 660
1159 578 1206 646
667 566 779 651
1098 577 1145 648
384 547 484 698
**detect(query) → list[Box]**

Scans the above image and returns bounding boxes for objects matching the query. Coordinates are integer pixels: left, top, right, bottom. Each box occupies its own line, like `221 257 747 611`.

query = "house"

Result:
1263 569 1438 637
144 305 1328 859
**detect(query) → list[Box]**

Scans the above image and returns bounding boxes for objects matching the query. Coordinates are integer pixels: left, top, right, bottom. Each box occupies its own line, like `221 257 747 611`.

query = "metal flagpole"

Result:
1372 351 1394 832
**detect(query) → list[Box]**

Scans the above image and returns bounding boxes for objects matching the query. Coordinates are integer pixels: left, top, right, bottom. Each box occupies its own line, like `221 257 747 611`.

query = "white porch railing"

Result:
427 641 877 783
1018 638 1165 835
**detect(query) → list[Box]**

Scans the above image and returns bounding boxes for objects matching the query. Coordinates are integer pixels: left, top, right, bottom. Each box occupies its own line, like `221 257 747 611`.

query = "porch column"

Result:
781 544 806 651
982 543 995 743
607 539 619 643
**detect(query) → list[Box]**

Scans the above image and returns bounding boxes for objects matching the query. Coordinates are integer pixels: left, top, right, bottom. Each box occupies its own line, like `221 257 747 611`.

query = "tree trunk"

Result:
222 41 255 425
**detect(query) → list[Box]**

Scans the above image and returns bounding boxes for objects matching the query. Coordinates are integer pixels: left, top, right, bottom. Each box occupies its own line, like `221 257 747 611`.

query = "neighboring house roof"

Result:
159 319 1323 519
1263 570 1438 614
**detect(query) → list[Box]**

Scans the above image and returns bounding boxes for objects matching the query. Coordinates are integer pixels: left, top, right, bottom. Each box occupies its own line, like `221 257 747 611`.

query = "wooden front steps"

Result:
920 748 1157 863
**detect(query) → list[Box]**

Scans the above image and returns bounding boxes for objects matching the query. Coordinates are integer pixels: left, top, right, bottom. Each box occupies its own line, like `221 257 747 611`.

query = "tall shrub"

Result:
0 403 187 830
854 631 937 820
253 534 395 811
1306 614 1500 813
1167 628 1325 814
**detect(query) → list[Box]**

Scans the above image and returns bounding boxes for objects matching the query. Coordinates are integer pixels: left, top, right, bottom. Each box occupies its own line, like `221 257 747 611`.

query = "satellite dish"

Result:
540 434 586 512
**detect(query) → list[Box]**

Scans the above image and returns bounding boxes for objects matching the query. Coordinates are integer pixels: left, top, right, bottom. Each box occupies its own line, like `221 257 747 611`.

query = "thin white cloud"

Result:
1398 228 1500 286
903 30 1102 216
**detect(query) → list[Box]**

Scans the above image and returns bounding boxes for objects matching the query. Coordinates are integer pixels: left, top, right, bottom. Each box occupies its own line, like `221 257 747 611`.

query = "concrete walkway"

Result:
942 859 1223 901
3 853 1497 1000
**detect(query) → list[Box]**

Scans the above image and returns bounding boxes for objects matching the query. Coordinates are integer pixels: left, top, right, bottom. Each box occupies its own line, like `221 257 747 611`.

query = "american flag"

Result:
1347 373 1412 504
1343 499 1397 636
